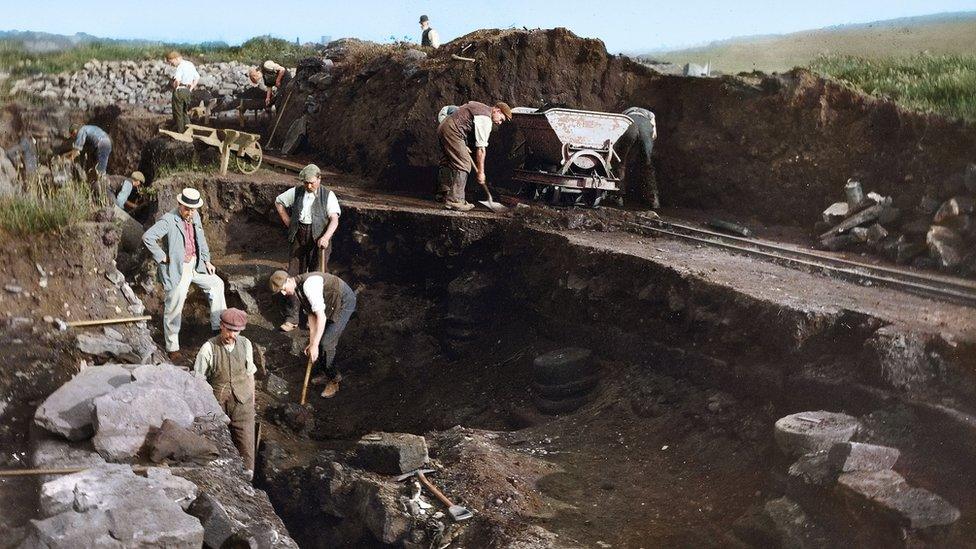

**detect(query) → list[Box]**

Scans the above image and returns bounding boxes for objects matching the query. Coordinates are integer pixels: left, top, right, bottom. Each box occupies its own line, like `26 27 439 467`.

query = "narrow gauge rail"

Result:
626 217 976 308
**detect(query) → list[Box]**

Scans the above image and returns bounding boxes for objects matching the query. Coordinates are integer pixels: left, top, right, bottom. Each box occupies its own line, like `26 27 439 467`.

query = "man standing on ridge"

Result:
166 51 200 132
419 15 440 48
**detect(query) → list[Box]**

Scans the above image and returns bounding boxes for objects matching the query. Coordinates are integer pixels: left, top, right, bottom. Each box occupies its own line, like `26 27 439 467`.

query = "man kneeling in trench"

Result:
193 308 256 476
269 270 356 398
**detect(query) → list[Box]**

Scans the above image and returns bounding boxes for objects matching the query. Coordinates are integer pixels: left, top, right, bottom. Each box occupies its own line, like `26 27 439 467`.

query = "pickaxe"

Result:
396 468 473 522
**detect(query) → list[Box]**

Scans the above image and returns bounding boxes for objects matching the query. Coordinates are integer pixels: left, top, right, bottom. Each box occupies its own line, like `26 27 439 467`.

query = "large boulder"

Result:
40 464 198 517
19 509 122 549
774 411 860 458
131 364 228 424
352 432 429 475
33 365 133 441
92 382 195 461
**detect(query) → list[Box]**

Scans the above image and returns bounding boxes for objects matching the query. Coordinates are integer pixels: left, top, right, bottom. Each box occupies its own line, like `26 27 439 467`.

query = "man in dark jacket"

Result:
274 164 341 332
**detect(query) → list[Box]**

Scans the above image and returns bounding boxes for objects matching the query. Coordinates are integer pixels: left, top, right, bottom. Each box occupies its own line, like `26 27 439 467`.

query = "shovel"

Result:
477 180 509 213
396 468 474 522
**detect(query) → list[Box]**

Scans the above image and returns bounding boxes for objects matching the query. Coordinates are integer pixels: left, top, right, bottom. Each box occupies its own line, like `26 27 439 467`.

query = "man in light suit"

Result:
143 187 226 361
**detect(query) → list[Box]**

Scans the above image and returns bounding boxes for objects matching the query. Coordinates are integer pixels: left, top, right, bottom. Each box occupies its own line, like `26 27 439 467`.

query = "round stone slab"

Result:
774 411 861 457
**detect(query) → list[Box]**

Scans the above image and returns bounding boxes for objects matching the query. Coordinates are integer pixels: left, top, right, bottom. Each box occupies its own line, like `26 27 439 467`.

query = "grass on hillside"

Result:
809 54 976 122
0 36 319 78
0 177 101 235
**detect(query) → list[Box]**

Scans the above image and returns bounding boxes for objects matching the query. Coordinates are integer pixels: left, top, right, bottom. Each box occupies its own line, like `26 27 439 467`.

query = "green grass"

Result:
0 35 318 79
809 54 976 122
0 177 101 235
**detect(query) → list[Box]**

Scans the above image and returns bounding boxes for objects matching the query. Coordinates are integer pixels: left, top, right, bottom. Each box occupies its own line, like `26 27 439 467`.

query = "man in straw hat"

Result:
268 269 356 398
435 101 512 211
143 187 227 361
273 163 341 332
194 307 257 475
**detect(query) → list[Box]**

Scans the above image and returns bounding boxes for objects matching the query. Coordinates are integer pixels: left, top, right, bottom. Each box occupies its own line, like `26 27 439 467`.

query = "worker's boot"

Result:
444 200 474 212
321 380 340 398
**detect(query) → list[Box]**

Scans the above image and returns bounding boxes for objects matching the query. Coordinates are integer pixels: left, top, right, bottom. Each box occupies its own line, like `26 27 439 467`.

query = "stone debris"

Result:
75 332 138 362
263 373 289 398
187 492 248 549
353 432 430 475
19 508 122 549
148 418 220 465
827 442 900 473
131 364 229 424
822 202 849 224
926 225 966 269
92 382 195 460
838 470 960 532
862 325 935 390
774 411 860 458
33 364 133 440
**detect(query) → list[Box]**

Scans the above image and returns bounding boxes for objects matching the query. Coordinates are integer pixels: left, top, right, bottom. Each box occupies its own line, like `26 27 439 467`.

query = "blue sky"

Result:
3 0 975 52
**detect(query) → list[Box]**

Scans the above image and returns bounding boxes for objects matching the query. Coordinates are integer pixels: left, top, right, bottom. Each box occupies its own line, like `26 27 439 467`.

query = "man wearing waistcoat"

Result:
143 187 227 362
193 308 256 475
274 164 341 332
419 15 440 48
269 270 356 398
436 101 512 211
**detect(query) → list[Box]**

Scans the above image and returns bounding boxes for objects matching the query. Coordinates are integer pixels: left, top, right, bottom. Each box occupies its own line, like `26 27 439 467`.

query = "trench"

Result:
146 175 976 548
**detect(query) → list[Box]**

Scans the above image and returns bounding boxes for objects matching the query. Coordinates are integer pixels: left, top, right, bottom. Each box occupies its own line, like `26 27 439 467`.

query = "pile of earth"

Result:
275 27 976 225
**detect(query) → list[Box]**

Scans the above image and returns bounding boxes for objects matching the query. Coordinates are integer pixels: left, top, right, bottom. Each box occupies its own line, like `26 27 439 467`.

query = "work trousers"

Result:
163 260 226 352
315 284 357 381
435 167 468 203
94 137 112 175
172 88 192 132
216 392 255 472
285 224 332 325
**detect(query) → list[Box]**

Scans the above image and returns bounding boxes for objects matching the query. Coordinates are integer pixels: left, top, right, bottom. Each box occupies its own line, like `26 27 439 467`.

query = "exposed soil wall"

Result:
282 28 976 224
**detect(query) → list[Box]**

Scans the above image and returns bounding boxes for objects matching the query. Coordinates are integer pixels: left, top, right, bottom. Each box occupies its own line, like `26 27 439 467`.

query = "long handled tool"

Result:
266 90 293 147
477 181 509 213
299 356 313 405
396 468 474 521
0 464 192 477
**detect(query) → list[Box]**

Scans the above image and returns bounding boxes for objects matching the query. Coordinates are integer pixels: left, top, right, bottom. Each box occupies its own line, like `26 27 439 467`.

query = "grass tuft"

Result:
809 54 976 122
0 177 101 235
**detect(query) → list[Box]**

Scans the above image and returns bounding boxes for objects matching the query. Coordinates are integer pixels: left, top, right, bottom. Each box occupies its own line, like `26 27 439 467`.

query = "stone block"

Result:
19 509 122 549
827 442 899 473
788 451 837 487
863 325 935 391
822 202 849 224
263 373 289 398
838 470 959 533
353 478 412 545
39 464 132 517
187 492 246 549
34 364 133 440
926 226 966 269
93 382 195 461
774 411 860 458
352 432 429 475
105 490 204 548
76 333 137 362
145 467 200 510
131 364 229 424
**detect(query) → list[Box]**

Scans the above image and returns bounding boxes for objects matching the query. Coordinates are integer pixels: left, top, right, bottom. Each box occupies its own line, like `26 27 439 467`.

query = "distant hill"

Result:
0 30 161 53
640 11 976 73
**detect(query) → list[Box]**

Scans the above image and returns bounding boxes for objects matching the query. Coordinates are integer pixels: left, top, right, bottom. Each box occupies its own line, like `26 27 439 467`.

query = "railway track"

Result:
626 217 976 308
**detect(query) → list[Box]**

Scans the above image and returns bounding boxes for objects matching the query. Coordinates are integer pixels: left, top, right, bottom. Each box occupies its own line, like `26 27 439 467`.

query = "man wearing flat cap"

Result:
419 15 440 48
269 269 356 398
143 187 227 361
274 163 341 332
436 101 512 211
194 308 257 474
248 60 292 110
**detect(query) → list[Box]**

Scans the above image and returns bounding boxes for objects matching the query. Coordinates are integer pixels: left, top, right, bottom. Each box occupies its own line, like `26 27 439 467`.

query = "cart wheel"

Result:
236 142 263 174
586 190 607 209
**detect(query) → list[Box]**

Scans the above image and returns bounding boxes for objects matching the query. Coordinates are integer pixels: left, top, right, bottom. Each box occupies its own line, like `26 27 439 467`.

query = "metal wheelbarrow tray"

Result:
512 108 633 208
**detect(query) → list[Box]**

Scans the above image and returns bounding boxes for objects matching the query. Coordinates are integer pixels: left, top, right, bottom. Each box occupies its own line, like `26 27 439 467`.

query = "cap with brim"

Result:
269 270 290 293
220 308 248 331
130 171 145 183
495 101 513 121
419 14 429 23
177 188 203 208
298 164 321 182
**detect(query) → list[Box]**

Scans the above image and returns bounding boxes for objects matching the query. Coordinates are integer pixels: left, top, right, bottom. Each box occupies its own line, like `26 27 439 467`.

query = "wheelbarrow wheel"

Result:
236 142 263 174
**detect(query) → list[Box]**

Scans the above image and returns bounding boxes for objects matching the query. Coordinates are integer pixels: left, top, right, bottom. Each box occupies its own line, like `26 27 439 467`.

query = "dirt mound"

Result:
279 27 976 225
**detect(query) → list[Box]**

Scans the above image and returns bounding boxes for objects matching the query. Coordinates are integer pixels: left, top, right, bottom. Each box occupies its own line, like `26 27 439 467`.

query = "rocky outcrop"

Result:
33 364 132 441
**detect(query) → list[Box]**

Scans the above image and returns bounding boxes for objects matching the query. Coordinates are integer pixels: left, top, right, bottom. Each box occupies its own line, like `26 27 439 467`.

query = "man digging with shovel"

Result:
435 101 512 211
269 269 356 398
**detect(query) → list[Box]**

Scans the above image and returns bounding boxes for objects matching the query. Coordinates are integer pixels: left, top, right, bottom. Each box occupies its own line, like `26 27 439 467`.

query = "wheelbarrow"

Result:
158 124 263 175
512 108 633 208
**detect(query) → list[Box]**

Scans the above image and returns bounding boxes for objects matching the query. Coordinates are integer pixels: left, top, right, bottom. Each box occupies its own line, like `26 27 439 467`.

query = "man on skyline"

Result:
419 15 440 48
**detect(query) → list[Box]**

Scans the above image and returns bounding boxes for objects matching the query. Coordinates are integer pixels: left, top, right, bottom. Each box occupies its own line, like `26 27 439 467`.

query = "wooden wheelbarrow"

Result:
158 124 263 176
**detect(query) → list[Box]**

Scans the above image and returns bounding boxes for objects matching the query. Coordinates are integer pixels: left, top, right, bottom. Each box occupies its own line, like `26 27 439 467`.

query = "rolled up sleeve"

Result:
473 116 492 148
275 187 296 208
194 341 214 380
326 191 341 217
303 277 326 313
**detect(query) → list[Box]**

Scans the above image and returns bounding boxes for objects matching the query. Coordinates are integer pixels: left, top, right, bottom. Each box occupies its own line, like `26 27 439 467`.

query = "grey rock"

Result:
34 364 133 440
352 432 429 475
105 490 204 548
787 451 837 487
40 463 133 517
863 325 935 390
774 411 860 458
354 478 412 545
76 333 137 362
131 364 228 423
31 433 107 485
102 327 124 341
828 442 899 473
926 225 966 269
755 497 830 548
145 467 200 510
187 492 246 549
838 470 960 531
263 373 289 398
92 382 195 461
19 509 123 548
4 284 23 294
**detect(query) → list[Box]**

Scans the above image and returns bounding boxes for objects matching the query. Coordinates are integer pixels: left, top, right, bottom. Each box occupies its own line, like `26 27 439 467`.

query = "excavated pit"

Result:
139 172 976 547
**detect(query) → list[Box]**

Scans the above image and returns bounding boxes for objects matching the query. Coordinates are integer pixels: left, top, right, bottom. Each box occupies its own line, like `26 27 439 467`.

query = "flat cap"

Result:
298 164 321 182
269 270 290 293
220 308 248 331
130 171 145 183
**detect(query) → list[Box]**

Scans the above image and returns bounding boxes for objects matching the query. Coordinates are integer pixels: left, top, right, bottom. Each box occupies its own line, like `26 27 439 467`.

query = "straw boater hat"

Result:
177 188 203 209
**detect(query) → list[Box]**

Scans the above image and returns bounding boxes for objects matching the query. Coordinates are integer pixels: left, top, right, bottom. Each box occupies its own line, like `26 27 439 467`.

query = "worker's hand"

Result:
317 236 331 249
205 261 216 275
304 344 319 364
161 255 169 264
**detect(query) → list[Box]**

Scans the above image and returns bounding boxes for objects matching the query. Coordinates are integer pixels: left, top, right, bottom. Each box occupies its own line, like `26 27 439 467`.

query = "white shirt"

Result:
172 59 200 86
302 276 326 313
473 115 493 148
193 336 257 378
427 29 441 48
275 186 341 224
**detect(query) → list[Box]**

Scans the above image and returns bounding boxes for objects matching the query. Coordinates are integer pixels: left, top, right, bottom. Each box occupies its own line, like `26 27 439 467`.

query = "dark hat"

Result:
419 14 429 23
220 308 248 331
